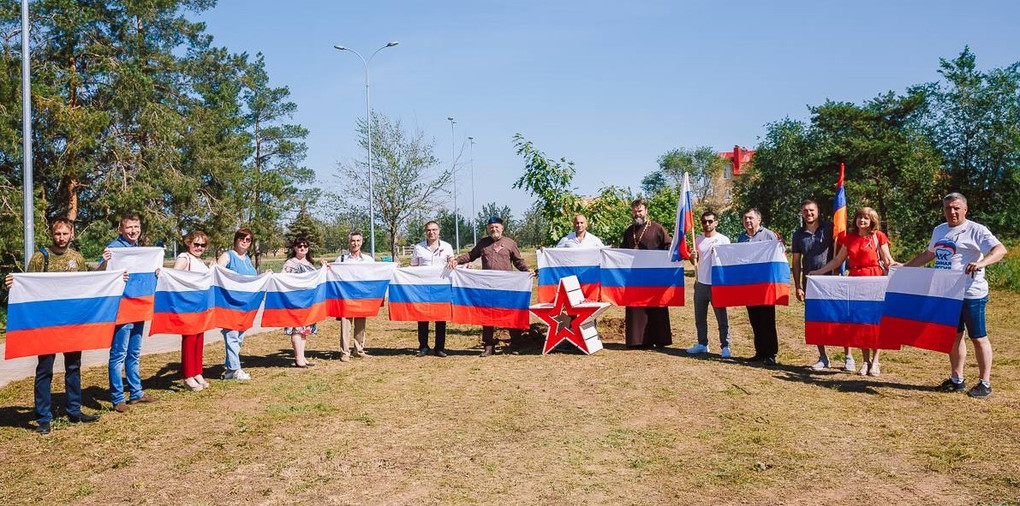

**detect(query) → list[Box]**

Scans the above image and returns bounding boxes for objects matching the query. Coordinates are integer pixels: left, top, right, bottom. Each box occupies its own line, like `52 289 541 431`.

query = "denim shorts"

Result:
957 296 988 338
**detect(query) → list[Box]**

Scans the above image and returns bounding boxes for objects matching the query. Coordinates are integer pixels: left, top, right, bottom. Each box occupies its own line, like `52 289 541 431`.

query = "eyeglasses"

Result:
295 244 309 249
240 237 252 243
701 219 715 224
191 243 207 248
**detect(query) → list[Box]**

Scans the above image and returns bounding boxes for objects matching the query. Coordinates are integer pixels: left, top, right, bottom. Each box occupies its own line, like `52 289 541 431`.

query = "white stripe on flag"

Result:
600 248 672 269
886 266 968 299
537 247 602 269
10 271 127 304
108 247 164 273
450 268 532 292
712 240 785 267
266 267 327 292
806 275 888 301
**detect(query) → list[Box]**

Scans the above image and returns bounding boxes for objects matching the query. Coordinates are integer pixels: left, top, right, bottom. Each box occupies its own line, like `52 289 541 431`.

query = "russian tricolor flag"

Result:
108 247 163 324
711 241 790 307
805 275 893 349
324 263 396 318
599 249 685 307
450 268 533 329
262 267 328 328
151 268 215 336
536 247 601 303
879 266 968 354
388 266 453 322
668 172 695 262
5 271 125 359
212 265 270 331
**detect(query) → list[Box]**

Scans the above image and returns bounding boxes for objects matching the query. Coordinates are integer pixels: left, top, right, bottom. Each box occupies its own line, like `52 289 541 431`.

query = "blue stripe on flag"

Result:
538 265 601 286
123 273 157 298
7 296 122 331
452 287 530 310
601 267 685 287
389 284 452 304
154 289 214 314
805 299 884 324
324 280 389 300
711 262 791 286
264 286 326 310
834 187 846 210
213 286 265 312
881 292 961 327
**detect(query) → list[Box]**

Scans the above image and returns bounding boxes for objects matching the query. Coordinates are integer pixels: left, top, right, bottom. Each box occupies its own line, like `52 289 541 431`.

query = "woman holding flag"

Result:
282 237 318 368
217 229 259 380
810 207 896 376
172 230 212 391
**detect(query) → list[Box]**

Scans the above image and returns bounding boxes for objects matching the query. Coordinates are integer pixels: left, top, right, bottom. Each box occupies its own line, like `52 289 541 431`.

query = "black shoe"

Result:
967 382 992 398
763 356 778 367
68 413 100 423
480 346 495 357
938 378 967 393
747 355 765 362
35 422 51 435
416 348 429 357
433 350 448 358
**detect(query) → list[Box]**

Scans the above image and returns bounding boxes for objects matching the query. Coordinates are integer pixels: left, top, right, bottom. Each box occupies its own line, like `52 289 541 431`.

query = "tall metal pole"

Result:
21 0 34 263
468 136 476 245
334 41 399 259
447 117 459 251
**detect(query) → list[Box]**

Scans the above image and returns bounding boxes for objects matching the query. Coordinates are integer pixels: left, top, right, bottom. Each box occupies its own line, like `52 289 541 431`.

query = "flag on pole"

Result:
450 268 533 329
107 247 163 324
261 267 329 328
151 268 215 336
879 266 968 354
833 163 848 274
710 241 791 307
536 247 601 303
5 271 125 359
805 275 892 349
388 265 453 322
599 248 685 307
668 172 695 262
212 266 270 331
324 262 396 318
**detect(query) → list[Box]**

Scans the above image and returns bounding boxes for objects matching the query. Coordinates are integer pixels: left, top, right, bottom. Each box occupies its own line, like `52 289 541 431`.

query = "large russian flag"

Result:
599 248 685 307
108 247 163 324
879 266 968 354
450 268 533 329
262 267 328 328
150 268 215 336
5 271 125 359
212 266 270 331
711 241 790 307
324 262 396 318
388 266 452 322
805 275 893 349
668 172 695 262
536 247 601 303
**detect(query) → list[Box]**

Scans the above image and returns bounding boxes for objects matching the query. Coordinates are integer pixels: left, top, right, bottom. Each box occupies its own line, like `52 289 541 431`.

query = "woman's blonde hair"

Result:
851 207 881 233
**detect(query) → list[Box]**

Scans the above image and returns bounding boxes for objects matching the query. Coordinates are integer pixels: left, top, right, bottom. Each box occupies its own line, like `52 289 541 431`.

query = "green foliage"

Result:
656 146 730 202
284 206 325 260
511 133 580 242
986 243 1020 292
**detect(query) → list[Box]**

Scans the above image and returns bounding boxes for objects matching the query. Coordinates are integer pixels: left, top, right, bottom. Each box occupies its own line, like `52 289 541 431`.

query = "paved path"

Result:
0 316 271 389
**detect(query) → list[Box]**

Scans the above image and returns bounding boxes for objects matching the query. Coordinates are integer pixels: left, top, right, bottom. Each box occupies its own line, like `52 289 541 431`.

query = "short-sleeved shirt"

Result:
927 220 1002 299
334 252 374 263
224 250 257 275
556 232 605 248
176 252 210 273
29 248 87 273
838 231 889 277
737 226 779 243
791 222 834 283
694 233 730 285
410 240 454 266
282 257 316 274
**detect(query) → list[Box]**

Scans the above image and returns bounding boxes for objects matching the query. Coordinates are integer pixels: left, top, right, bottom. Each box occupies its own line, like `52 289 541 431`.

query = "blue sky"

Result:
200 1 1020 218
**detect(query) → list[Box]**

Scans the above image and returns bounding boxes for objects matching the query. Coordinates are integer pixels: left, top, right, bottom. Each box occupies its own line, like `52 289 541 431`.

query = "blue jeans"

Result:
958 296 989 338
694 282 730 347
35 352 83 424
109 322 144 405
222 329 245 370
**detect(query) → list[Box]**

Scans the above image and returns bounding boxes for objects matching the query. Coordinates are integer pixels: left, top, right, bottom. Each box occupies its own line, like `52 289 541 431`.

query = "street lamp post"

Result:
468 136 476 245
21 0 34 263
447 117 459 251
334 41 399 259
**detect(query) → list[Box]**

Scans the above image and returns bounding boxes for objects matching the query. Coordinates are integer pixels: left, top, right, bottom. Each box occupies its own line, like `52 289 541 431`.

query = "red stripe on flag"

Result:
150 309 215 336
5 323 115 359
537 283 600 304
451 304 530 329
880 316 957 354
326 298 385 318
388 302 452 322
711 283 789 308
115 296 155 324
804 321 897 349
215 307 260 331
600 286 684 307
260 302 328 328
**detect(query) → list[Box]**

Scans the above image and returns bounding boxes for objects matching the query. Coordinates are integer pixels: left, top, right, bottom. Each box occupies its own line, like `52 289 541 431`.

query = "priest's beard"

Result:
632 216 646 227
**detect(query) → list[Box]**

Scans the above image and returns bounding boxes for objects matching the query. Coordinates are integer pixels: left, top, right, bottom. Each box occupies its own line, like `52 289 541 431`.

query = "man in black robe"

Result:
621 198 673 348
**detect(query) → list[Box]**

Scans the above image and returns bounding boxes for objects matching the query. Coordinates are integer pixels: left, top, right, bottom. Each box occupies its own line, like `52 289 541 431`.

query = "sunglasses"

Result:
295 244 309 249
239 237 252 242
191 242 207 248
701 219 715 224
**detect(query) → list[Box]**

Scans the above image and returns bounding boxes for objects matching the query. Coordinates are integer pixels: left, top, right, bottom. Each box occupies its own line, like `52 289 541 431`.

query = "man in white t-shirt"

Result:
686 211 732 358
334 231 375 362
410 220 455 357
556 214 605 248
905 193 1007 398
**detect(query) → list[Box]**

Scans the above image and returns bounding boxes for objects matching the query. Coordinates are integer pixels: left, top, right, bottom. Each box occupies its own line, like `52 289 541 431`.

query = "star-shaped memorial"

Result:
529 275 610 355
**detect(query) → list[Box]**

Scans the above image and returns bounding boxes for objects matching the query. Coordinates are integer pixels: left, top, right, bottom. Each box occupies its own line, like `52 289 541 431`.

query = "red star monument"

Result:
529 275 610 355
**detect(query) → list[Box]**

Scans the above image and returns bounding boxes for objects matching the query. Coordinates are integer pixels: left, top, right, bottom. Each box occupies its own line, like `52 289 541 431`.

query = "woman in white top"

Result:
173 231 212 392
282 238 319 367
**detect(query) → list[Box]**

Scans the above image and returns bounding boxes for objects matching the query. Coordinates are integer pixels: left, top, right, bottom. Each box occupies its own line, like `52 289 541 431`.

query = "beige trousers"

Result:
340 317 367 357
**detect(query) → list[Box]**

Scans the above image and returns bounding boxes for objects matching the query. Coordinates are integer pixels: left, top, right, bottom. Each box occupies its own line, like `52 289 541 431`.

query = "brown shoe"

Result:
113 402 129 413
339 354 351 363
127 394 157 405
480 346 495 357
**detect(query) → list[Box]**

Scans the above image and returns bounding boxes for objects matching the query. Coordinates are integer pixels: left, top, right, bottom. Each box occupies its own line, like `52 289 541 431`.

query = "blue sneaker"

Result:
686 344 710 355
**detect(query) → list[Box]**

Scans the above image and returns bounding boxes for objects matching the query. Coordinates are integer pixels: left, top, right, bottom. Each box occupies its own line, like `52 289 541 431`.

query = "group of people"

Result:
5 192 1007 435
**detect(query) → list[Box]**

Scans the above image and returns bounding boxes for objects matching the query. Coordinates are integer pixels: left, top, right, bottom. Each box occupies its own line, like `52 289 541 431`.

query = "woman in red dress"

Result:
810 207 896 376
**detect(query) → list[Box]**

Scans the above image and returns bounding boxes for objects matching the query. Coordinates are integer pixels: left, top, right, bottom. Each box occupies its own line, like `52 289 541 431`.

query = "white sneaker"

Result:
223 368 251 381
844 357 857 372
810 356 830 370
720 347 731 358
686 344 710 354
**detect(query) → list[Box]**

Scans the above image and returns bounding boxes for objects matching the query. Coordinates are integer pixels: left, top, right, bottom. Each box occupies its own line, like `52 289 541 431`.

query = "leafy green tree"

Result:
285 205 324 255
655 146 730 202
476 202 515 239
511 133 580 242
